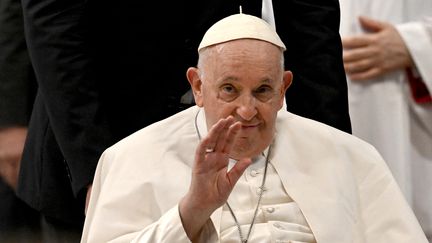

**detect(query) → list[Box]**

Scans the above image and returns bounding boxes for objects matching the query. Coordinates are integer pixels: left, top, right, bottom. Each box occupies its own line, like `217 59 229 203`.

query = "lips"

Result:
242 124 258 128
240 123 260 129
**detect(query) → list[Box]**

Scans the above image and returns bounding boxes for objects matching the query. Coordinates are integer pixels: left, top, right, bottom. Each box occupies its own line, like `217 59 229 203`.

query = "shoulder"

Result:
276 110 383 160
100 106 199 168
276 111 391 183
111 106 198 149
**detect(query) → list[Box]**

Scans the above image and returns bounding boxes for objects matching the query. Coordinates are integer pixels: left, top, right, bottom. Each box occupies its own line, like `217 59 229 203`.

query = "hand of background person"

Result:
342 16 414 81
179 116 251 240
0 127 27 190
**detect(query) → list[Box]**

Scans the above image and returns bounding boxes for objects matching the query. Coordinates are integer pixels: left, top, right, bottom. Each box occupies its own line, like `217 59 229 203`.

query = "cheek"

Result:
260 107 279 128
204 93 236 113
204 104 239 130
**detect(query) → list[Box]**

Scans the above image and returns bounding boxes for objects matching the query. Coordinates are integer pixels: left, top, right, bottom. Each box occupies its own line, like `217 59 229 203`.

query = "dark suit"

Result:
18 0 350 232
0 0 39 241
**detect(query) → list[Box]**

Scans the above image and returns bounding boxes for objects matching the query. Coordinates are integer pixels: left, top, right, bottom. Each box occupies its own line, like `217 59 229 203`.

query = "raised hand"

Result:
179 116 252 240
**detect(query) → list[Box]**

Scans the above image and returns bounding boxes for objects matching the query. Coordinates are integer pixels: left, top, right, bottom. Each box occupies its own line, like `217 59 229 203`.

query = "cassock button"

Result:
250 169 259 177
266 207 275 213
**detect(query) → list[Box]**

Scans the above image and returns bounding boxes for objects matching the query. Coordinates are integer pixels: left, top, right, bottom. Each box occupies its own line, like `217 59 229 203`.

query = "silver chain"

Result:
225 144 271 243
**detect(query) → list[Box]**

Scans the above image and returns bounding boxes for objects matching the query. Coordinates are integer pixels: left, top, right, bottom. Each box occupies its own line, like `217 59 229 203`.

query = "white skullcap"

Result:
198 13 286 52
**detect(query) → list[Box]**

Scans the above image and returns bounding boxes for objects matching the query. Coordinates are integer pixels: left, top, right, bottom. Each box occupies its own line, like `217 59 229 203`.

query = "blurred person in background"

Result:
340 0 432 240
0 0 39 241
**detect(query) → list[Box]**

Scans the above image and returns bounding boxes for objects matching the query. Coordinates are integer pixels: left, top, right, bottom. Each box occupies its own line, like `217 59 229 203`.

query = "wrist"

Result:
179 194 213 240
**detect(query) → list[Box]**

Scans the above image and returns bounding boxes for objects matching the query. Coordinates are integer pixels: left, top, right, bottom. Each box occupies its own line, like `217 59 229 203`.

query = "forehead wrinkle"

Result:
199 41 284 83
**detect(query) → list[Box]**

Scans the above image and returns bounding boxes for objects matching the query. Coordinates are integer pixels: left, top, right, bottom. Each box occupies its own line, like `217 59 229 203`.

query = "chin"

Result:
231 140 262 159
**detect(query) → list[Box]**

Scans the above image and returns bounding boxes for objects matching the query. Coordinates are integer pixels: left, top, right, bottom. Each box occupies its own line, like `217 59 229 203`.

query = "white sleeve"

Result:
130 206 191 243
81 149 191 243
396 19 432 93
396 19 432 135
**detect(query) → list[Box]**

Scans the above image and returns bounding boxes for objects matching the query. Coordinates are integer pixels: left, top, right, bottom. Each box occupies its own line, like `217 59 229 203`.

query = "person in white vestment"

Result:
81 13 428 243
339 0 432 239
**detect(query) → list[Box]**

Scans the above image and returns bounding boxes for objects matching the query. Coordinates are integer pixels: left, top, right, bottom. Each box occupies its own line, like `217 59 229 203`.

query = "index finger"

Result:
196 116 235 158
342 35 370 49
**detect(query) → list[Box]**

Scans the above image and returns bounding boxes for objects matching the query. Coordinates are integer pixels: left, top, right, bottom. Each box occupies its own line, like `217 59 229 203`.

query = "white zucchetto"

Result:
198 13 286 52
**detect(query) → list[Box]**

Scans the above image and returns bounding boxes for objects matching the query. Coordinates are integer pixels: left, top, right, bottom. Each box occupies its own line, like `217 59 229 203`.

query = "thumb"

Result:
227 158 251 185
358 16 386 33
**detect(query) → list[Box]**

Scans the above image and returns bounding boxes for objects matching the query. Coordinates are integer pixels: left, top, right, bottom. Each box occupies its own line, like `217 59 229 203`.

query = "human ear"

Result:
278 71 293 109
186 67 204 107
282 71 293 92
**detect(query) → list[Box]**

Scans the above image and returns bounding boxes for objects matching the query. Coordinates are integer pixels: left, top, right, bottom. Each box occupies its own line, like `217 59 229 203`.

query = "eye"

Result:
221 84 236 94
253 85 274 101
255 85 272 94
219 84 238 101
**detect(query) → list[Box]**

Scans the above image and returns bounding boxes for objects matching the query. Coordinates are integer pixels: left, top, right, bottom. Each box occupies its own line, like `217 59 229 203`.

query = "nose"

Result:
236 94 258 121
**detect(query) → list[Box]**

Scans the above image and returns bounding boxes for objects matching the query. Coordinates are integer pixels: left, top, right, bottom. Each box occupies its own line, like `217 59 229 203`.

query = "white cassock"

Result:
339 0 432 238
81 106 427 243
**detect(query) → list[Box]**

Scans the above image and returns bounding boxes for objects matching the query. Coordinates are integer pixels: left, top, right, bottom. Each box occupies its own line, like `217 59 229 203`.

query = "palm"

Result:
188 116 251 212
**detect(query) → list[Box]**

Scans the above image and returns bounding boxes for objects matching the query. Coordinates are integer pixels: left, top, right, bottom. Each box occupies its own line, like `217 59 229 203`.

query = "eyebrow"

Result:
220 77 273 84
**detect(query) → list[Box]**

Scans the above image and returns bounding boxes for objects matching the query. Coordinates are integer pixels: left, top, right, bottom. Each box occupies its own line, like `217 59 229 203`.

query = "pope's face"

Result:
188 39 292 159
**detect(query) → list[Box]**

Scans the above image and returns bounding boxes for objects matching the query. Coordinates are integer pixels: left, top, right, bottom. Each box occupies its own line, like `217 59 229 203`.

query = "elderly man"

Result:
81 14 427 243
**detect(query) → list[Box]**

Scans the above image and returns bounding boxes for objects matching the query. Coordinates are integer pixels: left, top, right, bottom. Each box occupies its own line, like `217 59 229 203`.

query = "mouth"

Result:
242 124 258 128
240 123 260 130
